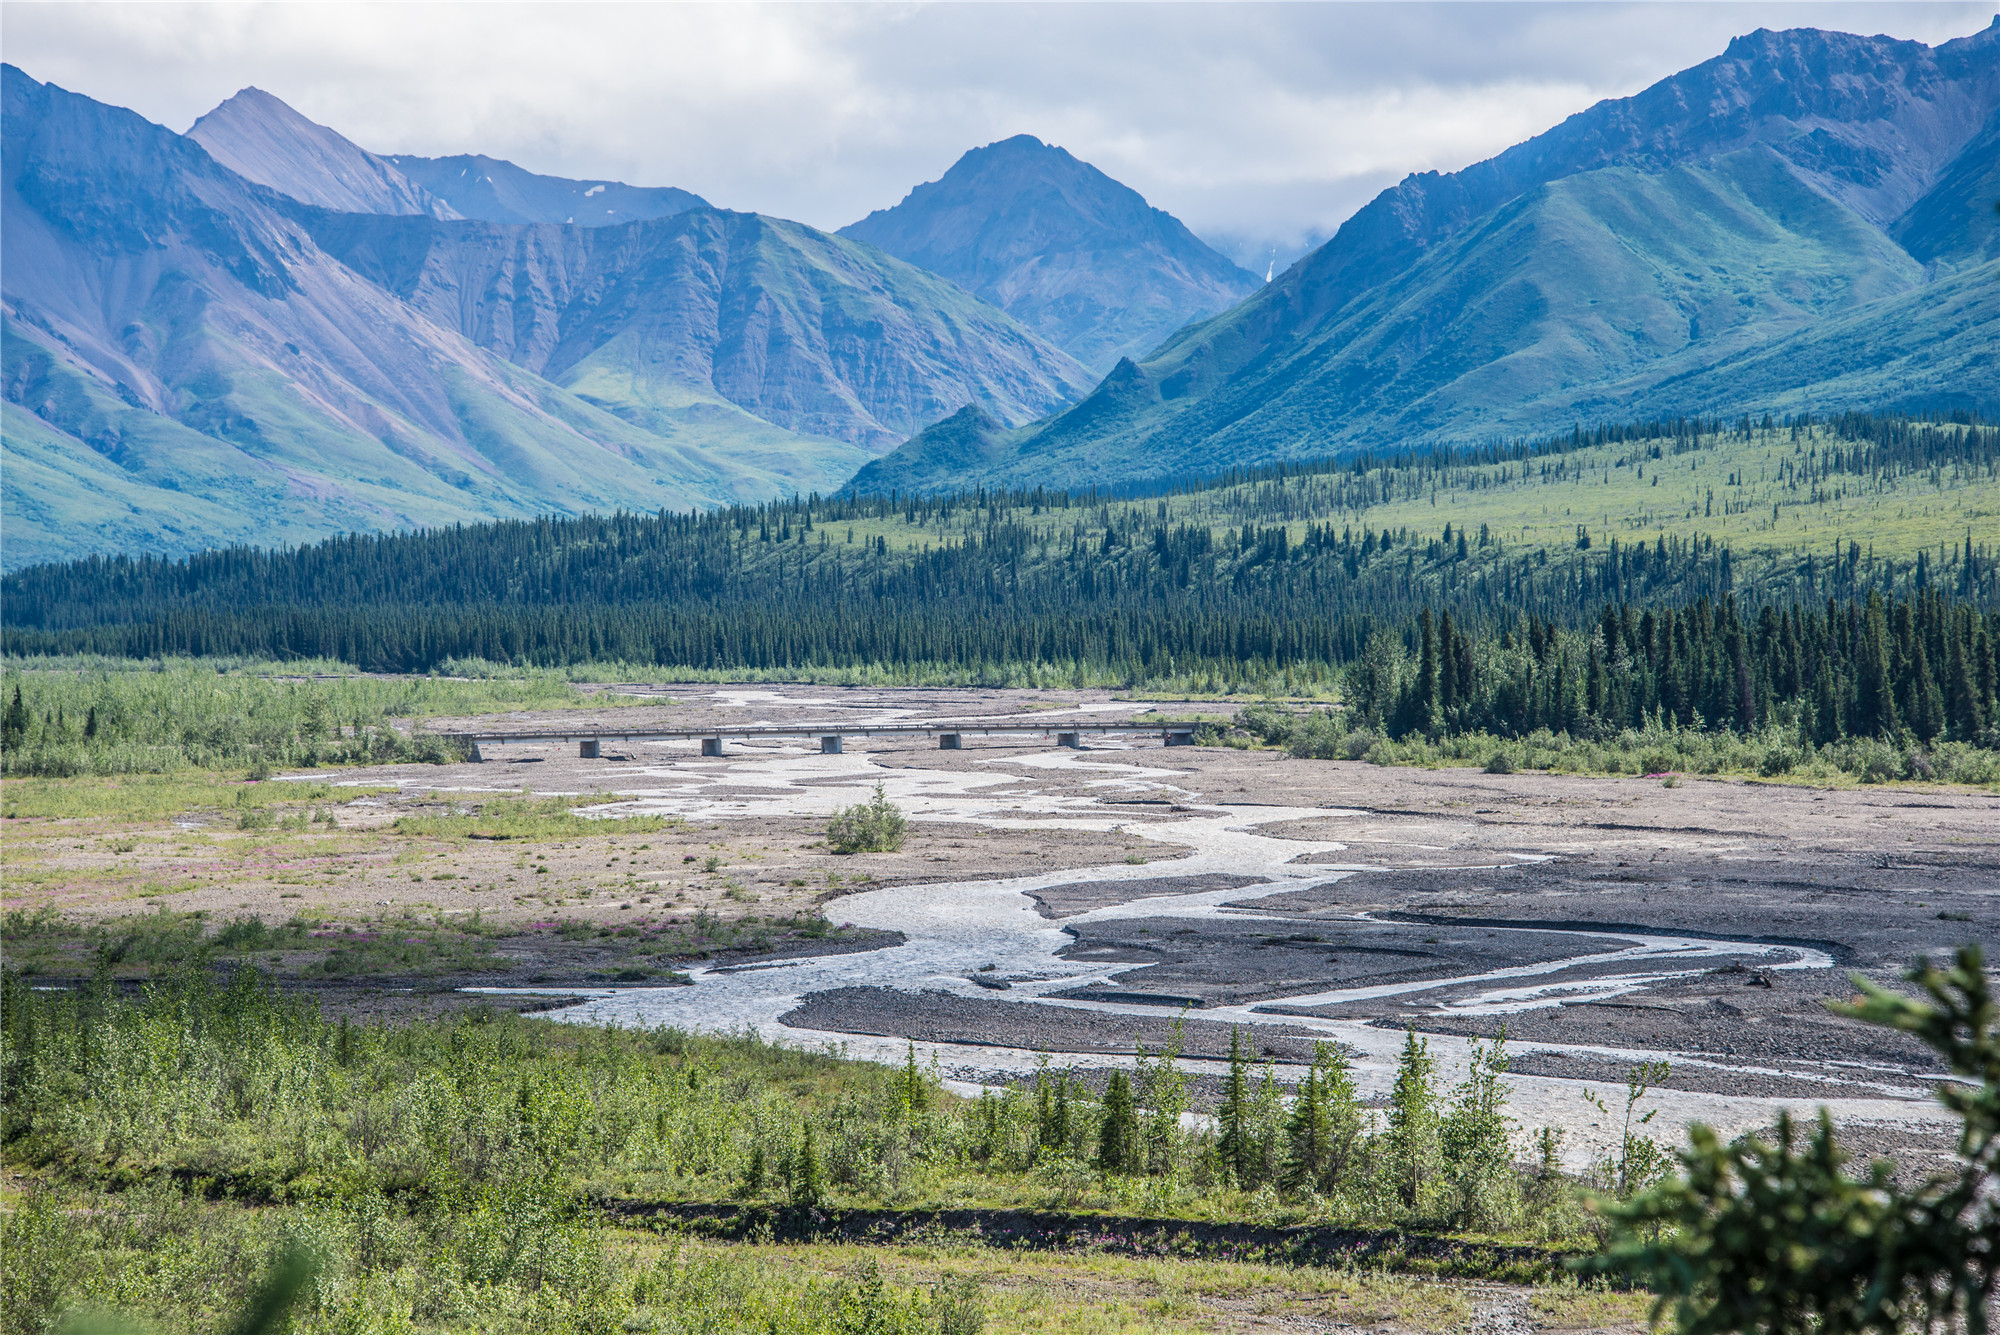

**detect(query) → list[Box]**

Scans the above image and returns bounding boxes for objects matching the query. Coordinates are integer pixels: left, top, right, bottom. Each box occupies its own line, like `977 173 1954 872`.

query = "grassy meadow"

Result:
786 420 1995 574
0 659 652 778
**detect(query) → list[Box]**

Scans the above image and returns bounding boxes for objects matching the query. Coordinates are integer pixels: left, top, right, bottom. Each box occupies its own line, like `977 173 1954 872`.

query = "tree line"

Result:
1352 590 1999 749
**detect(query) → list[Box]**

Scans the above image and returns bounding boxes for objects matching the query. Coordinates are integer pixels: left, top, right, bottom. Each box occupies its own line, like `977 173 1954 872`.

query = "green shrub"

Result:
1758 746 1798 777
1600 945 2000 1334
827 783 907 854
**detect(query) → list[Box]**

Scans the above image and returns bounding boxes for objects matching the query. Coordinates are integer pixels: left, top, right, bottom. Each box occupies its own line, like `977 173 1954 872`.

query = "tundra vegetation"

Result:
4 948 1997 1335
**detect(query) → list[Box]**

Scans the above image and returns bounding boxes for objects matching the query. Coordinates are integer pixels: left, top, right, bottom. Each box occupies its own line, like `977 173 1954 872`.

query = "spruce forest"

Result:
7 413 1995 769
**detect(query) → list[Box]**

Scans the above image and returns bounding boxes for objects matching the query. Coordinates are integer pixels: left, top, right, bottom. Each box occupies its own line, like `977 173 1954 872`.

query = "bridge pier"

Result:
938 733 962 749
820 735 843 753
1056 732 1082 749
466 742 485 763
701 737 725 757
1164 730 1195 747
579 739 600 759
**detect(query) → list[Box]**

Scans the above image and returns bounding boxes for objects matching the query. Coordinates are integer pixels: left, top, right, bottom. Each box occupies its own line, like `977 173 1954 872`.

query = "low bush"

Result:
0 662 635 778
1232 704 2000 787
827 783 908 854
392 795 670 841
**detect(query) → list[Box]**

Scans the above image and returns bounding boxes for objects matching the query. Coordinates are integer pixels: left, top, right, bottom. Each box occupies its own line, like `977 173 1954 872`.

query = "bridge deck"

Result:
445 719 1198 745
443 719 1207 757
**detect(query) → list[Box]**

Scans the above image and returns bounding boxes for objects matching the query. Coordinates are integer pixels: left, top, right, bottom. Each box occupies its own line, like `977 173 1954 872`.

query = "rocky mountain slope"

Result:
384 153 708 227
854 22 2000 496
0 69 1089 567
305 207 1095 452
188 87 455 219
841 135 1261 372
188 85 710 228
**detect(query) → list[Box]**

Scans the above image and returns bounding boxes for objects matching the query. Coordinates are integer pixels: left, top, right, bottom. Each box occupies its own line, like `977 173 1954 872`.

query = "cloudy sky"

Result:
5 2 1993 268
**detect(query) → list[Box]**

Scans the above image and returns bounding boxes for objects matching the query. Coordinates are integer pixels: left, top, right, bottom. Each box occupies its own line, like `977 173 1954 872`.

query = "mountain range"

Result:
855 20 2000 495
6 19 1997 564
0 68 1100 567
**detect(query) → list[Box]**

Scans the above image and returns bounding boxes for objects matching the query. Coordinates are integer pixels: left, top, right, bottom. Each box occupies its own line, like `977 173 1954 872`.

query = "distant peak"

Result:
201 85 310 122
960 134 1081 169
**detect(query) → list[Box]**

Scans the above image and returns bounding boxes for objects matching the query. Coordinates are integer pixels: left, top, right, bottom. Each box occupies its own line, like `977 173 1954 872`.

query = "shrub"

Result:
1757 746 1798 777
1342 730 1382 761
1484 751 1515 774
826 783 907 854
1600 945 2000 1334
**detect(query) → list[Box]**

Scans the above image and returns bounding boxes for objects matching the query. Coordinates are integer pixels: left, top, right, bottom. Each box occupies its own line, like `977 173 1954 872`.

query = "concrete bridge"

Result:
442 719 1204 761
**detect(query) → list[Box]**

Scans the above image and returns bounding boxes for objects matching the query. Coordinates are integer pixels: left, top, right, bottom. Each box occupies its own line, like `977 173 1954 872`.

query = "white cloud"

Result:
4 0 1991 265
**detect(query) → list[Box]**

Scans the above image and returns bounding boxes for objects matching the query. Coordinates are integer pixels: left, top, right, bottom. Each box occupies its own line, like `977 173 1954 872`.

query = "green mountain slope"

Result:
841 136 1261 373
1891 104 2000 268
852 22 2000 496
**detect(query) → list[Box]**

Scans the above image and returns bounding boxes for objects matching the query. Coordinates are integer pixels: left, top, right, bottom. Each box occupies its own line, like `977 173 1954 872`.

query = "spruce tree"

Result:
791 1124 824 1205
1282 1065 1331 1194
1218 1027 1252 1186
1 685 26 749
1315 1042 1364 1188
1097 1071 1138 1174
1387 1028 1440 1210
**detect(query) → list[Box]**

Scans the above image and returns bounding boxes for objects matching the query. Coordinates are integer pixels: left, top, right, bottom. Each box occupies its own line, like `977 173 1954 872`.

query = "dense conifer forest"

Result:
3 412 1995 761
1306 591 1997 750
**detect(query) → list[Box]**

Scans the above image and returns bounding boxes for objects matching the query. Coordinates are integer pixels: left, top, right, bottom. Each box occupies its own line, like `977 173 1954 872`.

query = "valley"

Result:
8 682 1993 1160
5 9 2000 1333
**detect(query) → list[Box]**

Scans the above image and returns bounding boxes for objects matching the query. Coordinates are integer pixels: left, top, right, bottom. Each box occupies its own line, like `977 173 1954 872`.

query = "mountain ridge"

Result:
0 66 1090 568
188 87 457 220
301 205 1095 451
840 135 1261 372
383 152 708 227
851 21 2000 496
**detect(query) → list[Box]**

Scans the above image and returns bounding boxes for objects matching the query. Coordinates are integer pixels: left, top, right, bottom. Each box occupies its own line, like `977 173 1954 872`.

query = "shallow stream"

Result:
462 701 1952 1165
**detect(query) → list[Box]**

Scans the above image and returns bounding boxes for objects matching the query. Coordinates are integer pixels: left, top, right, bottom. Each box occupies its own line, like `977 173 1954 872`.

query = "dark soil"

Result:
783 986 1333 1064
1029 874 1270 919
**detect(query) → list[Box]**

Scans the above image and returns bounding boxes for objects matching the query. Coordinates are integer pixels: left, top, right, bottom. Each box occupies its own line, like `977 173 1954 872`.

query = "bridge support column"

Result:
1164 730 1195 747
820 735 844 754
701 737 725 757
938 733 962 750
579 739 600 759
467 742 485 763
1056 732 1082 749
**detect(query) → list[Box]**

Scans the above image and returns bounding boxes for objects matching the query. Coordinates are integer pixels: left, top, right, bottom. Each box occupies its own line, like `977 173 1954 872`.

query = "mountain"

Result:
853 22 2000 496
0 66 799 570
383 153 708 227
840 135 1261 372
1890 101 2000 267
302 207 1095 451
0 67 1089 568
187 87 455 219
